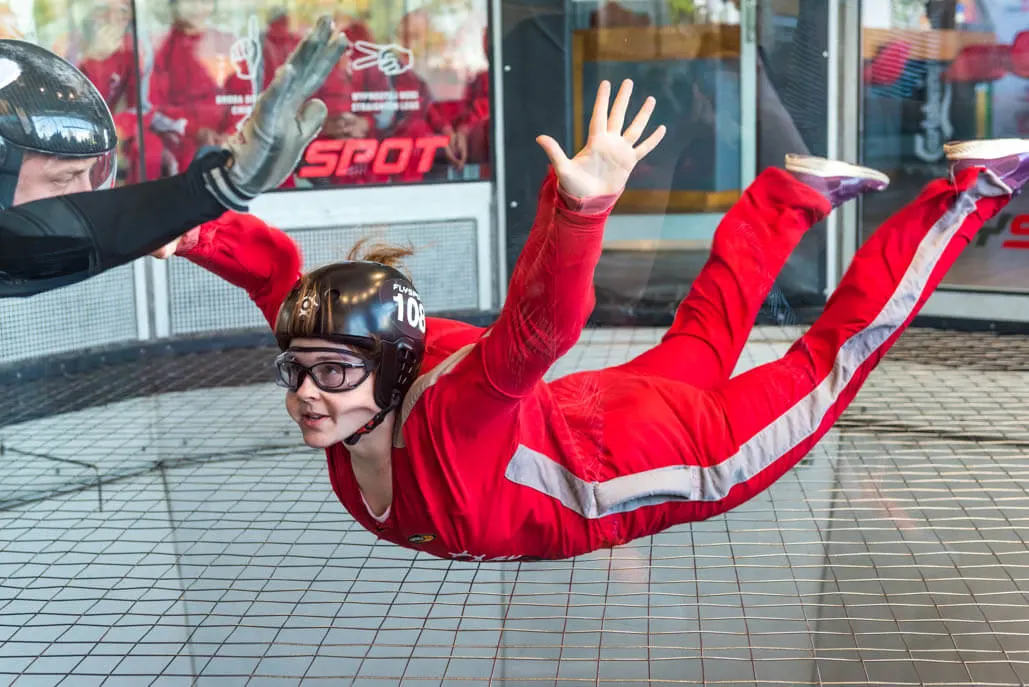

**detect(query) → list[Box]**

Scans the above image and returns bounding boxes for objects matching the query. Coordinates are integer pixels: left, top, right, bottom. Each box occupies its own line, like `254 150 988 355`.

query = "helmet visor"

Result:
8 147 119 207
90 148 117 190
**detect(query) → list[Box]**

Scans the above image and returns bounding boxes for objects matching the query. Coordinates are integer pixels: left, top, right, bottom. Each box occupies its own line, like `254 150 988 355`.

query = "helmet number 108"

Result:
393 292 426 333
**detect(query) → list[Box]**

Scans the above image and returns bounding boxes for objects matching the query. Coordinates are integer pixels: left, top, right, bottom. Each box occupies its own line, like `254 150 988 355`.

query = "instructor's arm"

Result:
0 15 348 299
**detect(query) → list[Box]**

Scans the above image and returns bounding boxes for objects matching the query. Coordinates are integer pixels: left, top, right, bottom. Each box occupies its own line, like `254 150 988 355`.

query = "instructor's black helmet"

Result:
0 40 118 207
274 261 427 445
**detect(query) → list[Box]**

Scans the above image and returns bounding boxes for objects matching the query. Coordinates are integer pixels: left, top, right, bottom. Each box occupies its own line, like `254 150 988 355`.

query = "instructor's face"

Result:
13 151 187 259
12 153 97 206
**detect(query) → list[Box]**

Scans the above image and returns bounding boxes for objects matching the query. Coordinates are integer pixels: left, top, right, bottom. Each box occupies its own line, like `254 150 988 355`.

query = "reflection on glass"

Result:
28 0 152 184
292 1 492 188
2 0 494 189
860 0 1029 293
145 0 256 177
74 0 154 185
571 10 742 217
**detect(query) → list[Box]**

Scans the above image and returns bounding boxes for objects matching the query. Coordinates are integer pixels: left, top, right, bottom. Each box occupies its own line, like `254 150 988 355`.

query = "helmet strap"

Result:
343 392 400 446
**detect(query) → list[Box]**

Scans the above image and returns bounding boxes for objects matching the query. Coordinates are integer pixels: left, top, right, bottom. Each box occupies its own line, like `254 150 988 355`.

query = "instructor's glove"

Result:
202 15 348 212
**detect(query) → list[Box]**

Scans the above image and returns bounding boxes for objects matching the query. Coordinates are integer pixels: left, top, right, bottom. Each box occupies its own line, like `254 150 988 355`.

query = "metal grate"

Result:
2 327 1029 685
167 220 481 336
0 265 139 365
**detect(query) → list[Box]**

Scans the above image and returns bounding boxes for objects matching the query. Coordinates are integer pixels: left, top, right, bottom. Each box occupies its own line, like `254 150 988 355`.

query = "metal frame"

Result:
824 0 842 292
840 0 1029 323
489 0 508 304
151 255 171 339
132 260 151 341
740 0 759 189
922 289 1029 322
837 0 862 284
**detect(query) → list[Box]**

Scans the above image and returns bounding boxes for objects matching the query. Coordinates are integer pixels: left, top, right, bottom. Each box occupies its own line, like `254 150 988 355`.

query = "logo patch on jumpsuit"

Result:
408 534 436 544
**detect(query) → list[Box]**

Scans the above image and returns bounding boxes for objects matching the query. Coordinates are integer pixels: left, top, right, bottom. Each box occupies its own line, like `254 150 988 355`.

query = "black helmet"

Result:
274 261 427 445
0 40 118 207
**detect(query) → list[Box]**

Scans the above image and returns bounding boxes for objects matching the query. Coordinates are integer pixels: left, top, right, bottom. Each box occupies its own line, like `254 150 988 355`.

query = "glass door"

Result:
752 0 836 312
856 0 1029 321
499 0 837 325
559 0 773 324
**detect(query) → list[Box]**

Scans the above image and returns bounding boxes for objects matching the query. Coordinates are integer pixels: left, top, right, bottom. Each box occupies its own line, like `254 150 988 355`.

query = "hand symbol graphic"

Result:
230 15 263 81
350 40 414 76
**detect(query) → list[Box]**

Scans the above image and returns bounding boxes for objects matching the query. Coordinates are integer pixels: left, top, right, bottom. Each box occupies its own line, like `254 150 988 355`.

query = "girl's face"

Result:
280 338 381 449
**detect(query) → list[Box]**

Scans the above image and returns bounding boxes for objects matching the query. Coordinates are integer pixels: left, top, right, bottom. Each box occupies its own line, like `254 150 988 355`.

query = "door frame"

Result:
741 0 760 191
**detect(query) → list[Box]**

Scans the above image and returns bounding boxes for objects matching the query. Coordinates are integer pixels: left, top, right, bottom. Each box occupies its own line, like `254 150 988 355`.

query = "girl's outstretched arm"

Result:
475 78 666 399
171 212 303 328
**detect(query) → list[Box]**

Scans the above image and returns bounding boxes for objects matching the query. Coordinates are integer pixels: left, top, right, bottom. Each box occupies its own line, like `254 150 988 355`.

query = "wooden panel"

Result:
572 27 742 216
574 25 741 62
616 189 741 214
863 28 997 61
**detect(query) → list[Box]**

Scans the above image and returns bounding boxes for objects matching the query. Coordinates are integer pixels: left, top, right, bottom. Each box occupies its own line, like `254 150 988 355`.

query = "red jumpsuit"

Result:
149 24 253 174
181 163 1012 561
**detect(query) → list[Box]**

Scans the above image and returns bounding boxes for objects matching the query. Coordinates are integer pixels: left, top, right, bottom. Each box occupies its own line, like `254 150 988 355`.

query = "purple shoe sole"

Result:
789 171 889 209
951 153 1029 195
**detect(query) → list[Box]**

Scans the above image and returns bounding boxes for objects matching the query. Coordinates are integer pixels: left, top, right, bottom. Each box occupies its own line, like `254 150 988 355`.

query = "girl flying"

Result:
160 79 1029 561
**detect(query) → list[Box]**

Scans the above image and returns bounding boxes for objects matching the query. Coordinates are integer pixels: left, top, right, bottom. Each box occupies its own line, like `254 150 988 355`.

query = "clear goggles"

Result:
274 347 375 393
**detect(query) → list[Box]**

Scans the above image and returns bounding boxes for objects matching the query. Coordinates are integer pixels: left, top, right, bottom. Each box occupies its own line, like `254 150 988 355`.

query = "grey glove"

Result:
203 15 349 212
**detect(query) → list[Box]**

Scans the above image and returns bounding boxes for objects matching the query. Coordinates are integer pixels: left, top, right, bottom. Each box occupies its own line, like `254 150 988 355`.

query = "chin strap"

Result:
343 392 400 446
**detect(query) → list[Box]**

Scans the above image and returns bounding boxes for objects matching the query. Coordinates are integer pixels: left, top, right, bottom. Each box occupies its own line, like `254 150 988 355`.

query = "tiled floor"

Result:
2 326 1029 686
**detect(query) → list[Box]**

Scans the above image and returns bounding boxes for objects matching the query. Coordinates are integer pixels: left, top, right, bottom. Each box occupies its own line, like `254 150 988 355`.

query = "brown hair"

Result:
345 237 417 280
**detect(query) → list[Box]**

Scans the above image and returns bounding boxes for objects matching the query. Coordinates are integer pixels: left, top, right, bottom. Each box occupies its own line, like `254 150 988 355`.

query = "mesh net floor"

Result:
2 326 1029 686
